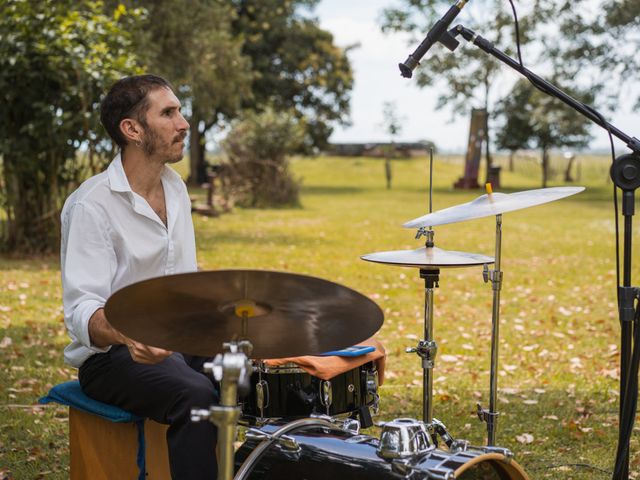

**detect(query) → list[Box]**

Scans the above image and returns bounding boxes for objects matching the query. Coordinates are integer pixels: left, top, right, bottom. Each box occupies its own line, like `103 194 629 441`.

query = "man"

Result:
61 75 218 479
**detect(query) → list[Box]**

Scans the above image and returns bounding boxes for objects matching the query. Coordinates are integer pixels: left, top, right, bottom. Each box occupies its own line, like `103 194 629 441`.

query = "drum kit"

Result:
106 184 584 479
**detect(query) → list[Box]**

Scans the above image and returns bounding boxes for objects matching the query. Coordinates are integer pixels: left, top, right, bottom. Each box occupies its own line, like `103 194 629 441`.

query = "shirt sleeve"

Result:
61 201 117 352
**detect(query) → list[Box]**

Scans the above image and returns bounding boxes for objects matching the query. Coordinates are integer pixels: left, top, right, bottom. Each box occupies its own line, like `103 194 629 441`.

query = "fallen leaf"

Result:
516 433 534 444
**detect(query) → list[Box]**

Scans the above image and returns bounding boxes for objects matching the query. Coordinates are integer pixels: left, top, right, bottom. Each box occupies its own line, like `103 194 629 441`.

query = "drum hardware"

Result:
191 340 253 480
403 185 584 447
342 417 361 434
481 209 503 446
255 380 268 417
362 228 493 446
235 417 338 479
243 361 379 426
319 379 333 415
377 418 435 459
235 417 530 479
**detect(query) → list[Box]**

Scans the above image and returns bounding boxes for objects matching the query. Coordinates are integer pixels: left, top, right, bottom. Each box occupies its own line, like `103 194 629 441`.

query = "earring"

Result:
135 140 142 147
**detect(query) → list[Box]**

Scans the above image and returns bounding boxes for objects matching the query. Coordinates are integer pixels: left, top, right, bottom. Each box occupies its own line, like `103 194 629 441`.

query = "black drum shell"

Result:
235 423 396 479
241 362 377 420
234 422 529 480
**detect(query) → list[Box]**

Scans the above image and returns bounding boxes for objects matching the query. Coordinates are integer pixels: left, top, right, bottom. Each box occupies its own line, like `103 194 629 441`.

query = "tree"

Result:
494 79 593 186
106 0 252 185
494 84 534 172
0 0 140 253
381 1 550 175
232 0 354 153
552 0 640 109
380 101 403 189
221 108 304 208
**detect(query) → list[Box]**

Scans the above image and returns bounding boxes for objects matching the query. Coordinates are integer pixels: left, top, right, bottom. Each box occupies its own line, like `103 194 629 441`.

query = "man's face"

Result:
139 87 189 164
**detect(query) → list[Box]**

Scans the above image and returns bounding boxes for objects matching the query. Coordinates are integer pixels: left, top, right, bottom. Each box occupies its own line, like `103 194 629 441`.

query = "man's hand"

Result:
124 339 173 365
88 308 172 364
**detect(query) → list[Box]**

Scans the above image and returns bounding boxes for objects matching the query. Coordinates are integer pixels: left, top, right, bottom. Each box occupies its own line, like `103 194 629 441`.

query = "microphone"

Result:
399 0 469 78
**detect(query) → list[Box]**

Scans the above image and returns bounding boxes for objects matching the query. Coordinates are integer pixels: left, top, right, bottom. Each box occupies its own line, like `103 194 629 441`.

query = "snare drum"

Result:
241 361 378 421
235 418 529 479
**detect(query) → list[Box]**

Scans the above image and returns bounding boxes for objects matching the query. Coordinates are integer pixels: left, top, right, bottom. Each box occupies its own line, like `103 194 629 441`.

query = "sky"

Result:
315 0 639 153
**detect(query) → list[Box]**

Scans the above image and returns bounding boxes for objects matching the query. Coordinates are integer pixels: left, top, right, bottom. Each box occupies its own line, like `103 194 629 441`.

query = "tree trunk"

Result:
564 155 575 182
189 118 212 186
509 150 515 172
1 158 60 254
483 71 493 177
541 146 549 188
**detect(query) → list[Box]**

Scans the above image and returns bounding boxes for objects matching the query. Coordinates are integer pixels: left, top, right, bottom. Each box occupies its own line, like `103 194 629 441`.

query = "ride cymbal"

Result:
361 246 494 268
104 270 383 358
404 186 585 228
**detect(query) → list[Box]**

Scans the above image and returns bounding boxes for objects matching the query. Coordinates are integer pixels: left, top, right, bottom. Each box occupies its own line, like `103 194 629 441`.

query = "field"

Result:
1 152 638 479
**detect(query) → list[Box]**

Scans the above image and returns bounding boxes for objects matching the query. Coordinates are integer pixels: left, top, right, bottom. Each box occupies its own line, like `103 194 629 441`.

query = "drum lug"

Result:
256 380 269 417
245 427 270 442
274 434 300 452
244 428 300 453
320 380 333 415
342 418 361 435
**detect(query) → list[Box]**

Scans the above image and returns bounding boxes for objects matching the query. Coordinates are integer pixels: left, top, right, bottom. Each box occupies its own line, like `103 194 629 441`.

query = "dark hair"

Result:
100 74 173 149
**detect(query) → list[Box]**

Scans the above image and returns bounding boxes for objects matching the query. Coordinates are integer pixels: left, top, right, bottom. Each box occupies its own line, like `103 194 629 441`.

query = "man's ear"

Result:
120 118 143 145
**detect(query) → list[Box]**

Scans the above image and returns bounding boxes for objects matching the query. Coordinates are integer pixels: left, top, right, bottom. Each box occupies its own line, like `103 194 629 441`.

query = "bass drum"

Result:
235 419 529 480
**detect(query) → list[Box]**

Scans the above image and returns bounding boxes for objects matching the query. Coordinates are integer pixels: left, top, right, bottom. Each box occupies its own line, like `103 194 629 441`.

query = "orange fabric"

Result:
264 338 386 384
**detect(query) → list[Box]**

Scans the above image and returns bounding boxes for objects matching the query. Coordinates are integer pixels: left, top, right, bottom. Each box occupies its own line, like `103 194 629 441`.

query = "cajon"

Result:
69 408 170 479
40 381 170 479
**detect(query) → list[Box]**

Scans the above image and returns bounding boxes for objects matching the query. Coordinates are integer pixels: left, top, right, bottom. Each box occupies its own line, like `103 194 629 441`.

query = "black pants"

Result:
79 345 219 480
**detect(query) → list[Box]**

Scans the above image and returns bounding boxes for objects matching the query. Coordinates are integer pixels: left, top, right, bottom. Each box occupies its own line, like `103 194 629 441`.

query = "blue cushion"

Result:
39 380 141 423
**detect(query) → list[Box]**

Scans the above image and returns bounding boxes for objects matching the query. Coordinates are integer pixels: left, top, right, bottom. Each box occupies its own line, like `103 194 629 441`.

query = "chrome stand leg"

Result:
407 267 439 425
478 214 503 446
191 341 252 480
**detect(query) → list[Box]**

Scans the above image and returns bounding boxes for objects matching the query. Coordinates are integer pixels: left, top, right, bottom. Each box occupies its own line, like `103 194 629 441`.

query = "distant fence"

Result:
325 142 436 158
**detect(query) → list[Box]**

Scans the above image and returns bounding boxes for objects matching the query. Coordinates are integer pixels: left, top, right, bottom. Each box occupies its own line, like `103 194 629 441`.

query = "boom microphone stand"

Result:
439 24 640 479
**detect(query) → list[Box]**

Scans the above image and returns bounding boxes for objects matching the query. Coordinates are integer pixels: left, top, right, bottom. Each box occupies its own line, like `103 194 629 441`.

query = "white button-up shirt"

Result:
61 155 197 368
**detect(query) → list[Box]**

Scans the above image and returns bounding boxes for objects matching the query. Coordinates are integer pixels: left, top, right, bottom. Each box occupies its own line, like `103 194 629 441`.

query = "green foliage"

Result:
0 0 141 253
221 108 304 207
381 0 539 114
552 0 640 109
494 79 593 185
107 0 253 184
232 0 354 152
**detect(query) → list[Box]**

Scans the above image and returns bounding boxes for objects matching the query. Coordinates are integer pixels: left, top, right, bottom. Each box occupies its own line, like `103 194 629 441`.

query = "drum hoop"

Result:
235 418 337 480
255 362 306 374
453 452 530 480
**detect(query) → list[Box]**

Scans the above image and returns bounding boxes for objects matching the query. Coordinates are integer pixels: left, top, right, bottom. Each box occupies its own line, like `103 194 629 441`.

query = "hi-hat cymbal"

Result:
404 186 585 228
361 246 494 268
104 270 383 358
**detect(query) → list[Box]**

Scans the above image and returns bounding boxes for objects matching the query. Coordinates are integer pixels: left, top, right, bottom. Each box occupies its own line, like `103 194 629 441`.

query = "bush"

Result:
221 108 304 208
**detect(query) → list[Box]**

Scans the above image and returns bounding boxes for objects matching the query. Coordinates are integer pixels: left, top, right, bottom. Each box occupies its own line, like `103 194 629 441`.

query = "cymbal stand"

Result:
191 340 253 480
408 228 445 442
477 213 503 446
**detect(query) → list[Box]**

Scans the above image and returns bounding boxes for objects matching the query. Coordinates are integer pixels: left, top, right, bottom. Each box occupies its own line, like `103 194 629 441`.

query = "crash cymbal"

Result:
104 270 383 358
404 186 585 228
361 246 494 268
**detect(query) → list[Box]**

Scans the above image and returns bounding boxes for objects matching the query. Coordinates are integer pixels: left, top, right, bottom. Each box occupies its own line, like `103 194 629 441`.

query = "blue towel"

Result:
40 380 146 480
319 345 376 357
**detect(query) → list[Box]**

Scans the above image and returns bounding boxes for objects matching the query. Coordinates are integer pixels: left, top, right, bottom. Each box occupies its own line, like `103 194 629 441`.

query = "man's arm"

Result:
88 308 172 365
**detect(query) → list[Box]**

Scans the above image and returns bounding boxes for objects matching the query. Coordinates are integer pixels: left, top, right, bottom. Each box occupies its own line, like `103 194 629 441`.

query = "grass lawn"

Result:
1 153 637 479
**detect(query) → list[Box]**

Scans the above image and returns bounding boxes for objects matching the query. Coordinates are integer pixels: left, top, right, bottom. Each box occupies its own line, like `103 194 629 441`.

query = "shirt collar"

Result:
107 154 132 193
